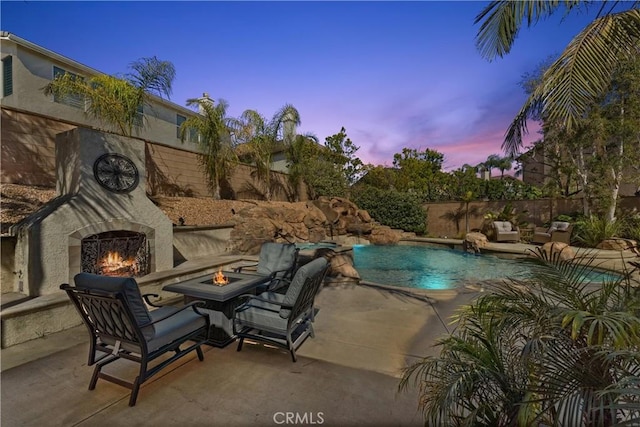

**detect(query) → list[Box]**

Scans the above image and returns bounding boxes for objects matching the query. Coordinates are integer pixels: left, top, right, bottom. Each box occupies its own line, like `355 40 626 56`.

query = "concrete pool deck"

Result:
1 240 638 426
1 280 476 426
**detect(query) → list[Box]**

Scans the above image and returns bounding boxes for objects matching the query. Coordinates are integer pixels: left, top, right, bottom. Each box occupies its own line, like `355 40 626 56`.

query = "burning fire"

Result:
213 268 229 286
100 251 138 276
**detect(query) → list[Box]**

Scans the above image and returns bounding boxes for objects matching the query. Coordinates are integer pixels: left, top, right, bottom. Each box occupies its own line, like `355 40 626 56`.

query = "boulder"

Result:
326 252 360 281
369 225 401 245
228 217 278 253
357 209 372 222
346 219 373 235
463 232 488 254
227 202 329 253
311 248 360 283
596 238 638 253
311 197 373 232
540 241 575 261
228 198 377 253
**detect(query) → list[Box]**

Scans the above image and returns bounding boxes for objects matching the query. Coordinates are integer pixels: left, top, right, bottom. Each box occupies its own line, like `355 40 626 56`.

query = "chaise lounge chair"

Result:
234 257 329 362
61 273 209 406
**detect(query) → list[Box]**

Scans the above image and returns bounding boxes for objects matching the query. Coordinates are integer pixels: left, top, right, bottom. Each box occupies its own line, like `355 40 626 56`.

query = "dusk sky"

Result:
2 1 599 169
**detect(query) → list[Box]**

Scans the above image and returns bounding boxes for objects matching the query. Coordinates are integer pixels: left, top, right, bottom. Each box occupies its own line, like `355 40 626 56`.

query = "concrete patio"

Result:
1 277 477 426
2 241 637 426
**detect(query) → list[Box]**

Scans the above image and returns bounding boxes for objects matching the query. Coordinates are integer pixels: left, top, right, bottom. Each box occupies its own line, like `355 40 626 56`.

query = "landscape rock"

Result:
463 232 488 254
321 251 360 282
227 202 329 253
357 209 372 222
540 241 576 261
596 238 639 254
369 225 401 245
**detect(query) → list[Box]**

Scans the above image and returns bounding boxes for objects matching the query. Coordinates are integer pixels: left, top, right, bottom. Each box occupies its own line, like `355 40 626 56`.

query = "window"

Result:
177 113 198 142
177 114 186 138
52 66 84 109
2 56 12 97
133 104 144 128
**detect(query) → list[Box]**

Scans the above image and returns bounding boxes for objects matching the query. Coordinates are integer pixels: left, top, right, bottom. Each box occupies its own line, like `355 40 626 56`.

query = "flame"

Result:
100 251 138 276
213 268 229 286
105 251 123 265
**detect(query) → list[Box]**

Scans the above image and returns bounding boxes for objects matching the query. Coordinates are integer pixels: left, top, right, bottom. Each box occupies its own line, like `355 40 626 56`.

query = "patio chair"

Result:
234 257 329 362
60 273 210 406
492 221 521 243
532 221 573 245
234 242 299 292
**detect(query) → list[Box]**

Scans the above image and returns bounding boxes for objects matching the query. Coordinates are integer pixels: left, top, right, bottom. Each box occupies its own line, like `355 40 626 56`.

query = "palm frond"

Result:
126 56 175 99
475 0 578 61
503 8 640 154
180 96 237 198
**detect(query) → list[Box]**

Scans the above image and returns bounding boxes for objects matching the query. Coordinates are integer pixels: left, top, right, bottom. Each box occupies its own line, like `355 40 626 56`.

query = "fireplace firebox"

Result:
81 231 150 277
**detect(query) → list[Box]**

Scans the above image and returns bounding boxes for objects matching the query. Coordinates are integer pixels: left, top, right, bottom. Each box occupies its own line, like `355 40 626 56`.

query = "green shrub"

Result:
352 186 427 234
574 215 625 247
621 212 640 241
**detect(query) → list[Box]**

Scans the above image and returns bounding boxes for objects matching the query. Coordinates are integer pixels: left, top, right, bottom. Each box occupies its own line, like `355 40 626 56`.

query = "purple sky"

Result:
2 1 598 169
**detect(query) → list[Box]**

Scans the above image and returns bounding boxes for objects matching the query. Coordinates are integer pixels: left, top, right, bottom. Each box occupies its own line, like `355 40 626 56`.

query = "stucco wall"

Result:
173 225 234 264
1 236 17 293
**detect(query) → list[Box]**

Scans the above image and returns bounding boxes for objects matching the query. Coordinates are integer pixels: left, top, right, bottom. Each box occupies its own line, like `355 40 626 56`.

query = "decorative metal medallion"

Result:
93 153 139 193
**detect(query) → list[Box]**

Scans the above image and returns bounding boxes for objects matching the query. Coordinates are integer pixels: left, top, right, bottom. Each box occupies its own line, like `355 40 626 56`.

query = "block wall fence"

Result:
424 197 640 238
1 107 299 201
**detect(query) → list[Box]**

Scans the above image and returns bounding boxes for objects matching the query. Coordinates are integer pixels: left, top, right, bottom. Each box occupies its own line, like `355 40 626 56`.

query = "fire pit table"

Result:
163 271 268 347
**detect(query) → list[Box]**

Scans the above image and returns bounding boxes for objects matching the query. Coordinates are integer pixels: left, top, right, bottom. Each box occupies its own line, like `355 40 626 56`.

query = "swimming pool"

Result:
352 244 617 290
295 242 339 250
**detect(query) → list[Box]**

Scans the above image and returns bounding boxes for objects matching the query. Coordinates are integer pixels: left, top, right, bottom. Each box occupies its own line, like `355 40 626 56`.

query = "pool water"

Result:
352 244 617 290
295 242 338 250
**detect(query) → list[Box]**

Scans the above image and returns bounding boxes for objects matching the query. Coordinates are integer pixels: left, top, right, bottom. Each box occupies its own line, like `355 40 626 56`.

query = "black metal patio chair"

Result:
60 273 209 406
234 242 299 292
233 257 329 362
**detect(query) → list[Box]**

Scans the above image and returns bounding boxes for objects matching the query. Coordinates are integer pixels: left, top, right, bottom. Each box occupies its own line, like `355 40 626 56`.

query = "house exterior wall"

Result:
1 32 298 200
1 33 200 153
520 145 547 188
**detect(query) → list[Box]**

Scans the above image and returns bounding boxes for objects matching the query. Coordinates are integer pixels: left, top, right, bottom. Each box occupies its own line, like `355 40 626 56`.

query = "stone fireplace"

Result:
11 128 173 297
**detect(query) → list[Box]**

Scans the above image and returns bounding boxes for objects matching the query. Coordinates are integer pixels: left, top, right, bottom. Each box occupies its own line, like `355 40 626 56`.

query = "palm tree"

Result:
461 190 478 233
44 57 175 137
179 96 238 200
236 104 301 201
496 156 513 178
401 250 640 425
285 133 320 201
474 1 640 156
482 154 502 178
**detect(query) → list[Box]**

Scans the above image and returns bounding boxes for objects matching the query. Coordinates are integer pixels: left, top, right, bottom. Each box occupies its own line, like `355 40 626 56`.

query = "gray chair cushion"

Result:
235 299 288 333
257 291 286 305
280 257 328 319
256 243 297 277
74 273 151 326
145 307 207 353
